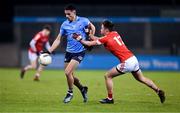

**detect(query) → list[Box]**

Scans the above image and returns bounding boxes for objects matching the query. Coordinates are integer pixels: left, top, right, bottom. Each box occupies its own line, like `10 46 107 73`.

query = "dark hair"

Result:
102 20 114 31
64 4 76 11
43 25 51 31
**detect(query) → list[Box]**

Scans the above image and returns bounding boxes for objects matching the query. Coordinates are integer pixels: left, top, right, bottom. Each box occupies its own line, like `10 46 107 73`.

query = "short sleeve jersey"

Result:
60 16 90 53
97 31 133 62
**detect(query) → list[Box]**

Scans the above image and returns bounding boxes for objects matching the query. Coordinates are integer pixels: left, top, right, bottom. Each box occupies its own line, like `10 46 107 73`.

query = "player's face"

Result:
100 25 106 35
64 10 76 21
44 30 50 36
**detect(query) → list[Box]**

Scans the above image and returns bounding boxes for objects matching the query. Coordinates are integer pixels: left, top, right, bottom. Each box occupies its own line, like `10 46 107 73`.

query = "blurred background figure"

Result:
20 25 51 81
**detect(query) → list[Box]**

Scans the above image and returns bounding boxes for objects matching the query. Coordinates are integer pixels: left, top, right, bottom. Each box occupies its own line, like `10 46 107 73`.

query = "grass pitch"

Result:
0 68 180 112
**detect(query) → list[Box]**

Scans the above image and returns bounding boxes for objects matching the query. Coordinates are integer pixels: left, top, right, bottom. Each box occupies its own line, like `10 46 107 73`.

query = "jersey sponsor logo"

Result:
64 58 67 62
78 56 83 61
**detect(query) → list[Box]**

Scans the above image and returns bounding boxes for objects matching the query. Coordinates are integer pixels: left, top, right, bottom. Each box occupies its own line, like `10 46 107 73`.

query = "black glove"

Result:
41 50 51 55
36 52 40 56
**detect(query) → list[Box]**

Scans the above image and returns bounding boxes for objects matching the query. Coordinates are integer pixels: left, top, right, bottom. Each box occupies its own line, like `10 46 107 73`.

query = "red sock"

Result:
108 93 113 99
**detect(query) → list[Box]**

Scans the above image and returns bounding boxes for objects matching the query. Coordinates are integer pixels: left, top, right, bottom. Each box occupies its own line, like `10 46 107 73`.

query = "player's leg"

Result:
24 59 37 71
73 73 88 102
100 66 124 104
132 70 159 92
71 52 88 102
65 63 84 90
64 62 88 102
63 59 79 103
33 64 45 81
64 60 79 92
73 75 84 90
20 51 37 79
131 70 165 103
127 56 165 103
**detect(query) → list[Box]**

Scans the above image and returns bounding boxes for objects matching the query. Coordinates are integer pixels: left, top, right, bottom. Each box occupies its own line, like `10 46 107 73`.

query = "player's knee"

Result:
104 75 107 80
38 67 43 71
65 69 72 76
104 72 111 79
31 65 37 69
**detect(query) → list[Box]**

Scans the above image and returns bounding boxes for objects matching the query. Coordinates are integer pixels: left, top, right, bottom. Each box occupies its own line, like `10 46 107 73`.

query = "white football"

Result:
39 53 52 66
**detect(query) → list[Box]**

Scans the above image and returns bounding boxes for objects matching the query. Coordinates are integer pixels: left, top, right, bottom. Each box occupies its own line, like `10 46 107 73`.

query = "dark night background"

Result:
1 0 180 43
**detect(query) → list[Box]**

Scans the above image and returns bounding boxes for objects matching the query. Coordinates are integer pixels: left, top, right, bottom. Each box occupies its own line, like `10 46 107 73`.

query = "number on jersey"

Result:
113 36 124 46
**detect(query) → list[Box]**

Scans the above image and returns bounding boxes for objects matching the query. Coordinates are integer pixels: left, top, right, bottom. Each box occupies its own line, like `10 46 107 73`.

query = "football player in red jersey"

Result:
73 20 165 104
20 25 51 81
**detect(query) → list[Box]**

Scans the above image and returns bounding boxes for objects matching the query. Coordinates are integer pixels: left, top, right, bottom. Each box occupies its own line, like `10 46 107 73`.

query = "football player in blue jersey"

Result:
47 4 95 103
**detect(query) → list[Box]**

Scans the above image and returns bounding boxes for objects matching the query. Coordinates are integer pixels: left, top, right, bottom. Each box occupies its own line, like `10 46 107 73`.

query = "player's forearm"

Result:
89 34 99 41
80 40 97 46
29 39 37 52
49 35 61 53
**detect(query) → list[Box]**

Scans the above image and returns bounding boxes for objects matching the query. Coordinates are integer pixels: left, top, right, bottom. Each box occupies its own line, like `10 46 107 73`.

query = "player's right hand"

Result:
72 33 82 41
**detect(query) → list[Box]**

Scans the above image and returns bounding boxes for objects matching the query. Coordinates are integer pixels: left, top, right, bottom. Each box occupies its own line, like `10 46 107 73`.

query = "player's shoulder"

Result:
111 31 118 34
78 16 89 22
36 32 42 37
61 20 68 27
34 32 42 40
109 31 120 36
78 16 88 20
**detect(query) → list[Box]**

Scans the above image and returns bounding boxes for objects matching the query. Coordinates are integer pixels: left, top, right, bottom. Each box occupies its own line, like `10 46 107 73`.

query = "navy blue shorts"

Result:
64 51 85 63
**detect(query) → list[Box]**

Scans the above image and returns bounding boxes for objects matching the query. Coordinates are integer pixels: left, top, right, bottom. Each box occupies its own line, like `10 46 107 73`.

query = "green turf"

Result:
0 68 180 112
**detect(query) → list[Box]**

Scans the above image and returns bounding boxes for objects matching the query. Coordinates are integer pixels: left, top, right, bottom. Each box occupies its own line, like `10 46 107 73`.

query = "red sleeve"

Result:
97 36 108 45
34 34 41 41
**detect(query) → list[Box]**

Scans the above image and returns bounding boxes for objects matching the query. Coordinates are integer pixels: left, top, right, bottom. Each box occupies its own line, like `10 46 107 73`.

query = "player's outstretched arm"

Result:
49 34 61 53
80 40 98 47
72 33 101 46
89 34 99 41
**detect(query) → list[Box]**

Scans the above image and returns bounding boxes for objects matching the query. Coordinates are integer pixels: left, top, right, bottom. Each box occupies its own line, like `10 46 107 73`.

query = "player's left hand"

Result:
36 52 40 56
84 25 91 35
72 33 82 41
41 50 51 55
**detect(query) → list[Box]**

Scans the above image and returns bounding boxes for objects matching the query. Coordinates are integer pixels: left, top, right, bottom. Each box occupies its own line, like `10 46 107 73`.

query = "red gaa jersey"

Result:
97 31 133 62
29 32 49 53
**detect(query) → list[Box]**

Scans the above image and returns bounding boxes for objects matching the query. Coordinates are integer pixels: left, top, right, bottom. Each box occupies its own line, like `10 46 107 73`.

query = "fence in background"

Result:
14 16 180 53
15 17 180 69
